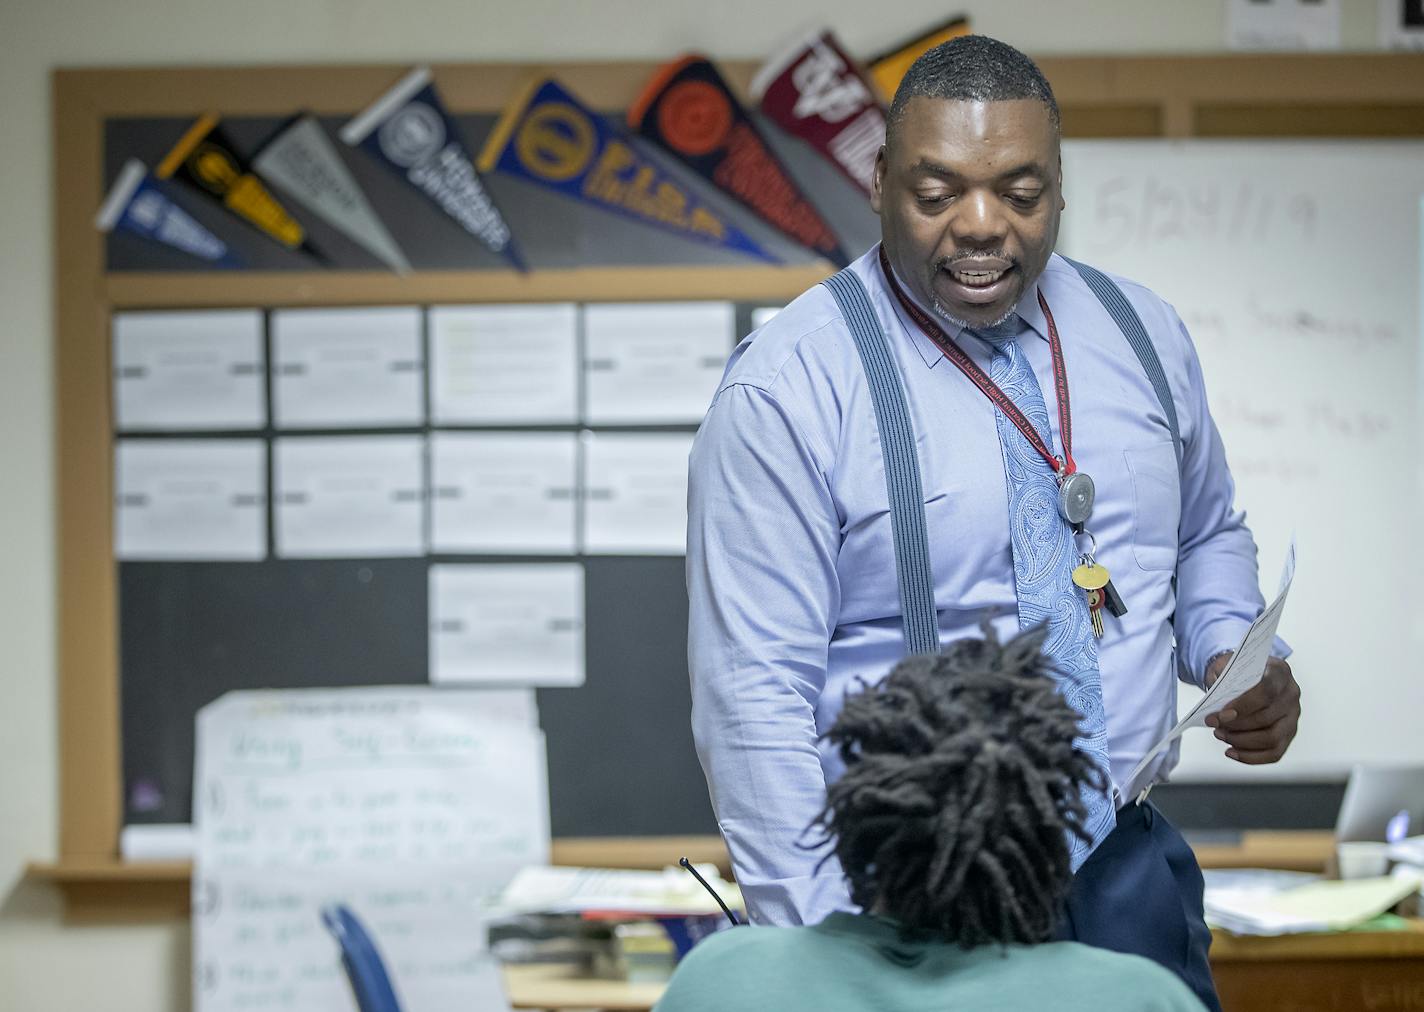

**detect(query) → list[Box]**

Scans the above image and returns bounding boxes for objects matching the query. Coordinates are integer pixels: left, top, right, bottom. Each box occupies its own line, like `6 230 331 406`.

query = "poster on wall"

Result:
478 76 775 262
342 66 525 270
96 159 242 268
253 114 412 273
1378 0 1424 49
1225 0 1342 50
751 29 886 197
629 55 849 266
155 113 324 260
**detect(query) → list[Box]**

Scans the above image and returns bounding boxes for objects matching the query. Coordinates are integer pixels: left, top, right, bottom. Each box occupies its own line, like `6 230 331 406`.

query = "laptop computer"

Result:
1335 764 1424 843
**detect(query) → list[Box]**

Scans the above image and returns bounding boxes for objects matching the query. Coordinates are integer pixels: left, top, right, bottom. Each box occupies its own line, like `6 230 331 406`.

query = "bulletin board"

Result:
42 52 1424 919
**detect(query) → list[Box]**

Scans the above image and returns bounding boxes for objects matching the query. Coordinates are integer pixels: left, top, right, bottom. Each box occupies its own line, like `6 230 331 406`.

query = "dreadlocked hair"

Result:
813 624 1108 948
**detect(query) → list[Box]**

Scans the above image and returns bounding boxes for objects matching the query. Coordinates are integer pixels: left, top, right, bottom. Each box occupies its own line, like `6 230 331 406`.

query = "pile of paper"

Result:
1205 869 1423 936
490 865 742 984
497 864 743 918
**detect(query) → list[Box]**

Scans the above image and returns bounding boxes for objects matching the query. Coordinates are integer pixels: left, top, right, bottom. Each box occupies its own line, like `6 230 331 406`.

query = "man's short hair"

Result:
814 625 1106 947
887 35 1061 144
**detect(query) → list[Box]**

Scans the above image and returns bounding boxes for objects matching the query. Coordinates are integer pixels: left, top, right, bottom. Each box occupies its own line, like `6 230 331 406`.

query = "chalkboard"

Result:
108 108 879 837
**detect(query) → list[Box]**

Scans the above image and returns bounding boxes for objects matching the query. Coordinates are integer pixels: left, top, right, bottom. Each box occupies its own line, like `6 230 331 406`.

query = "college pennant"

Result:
340 67 525 270
253 114 412 273
96 159 242 268
866 17 972 102
751 29 887 198
155 113 323 261
629 55 849 267
477 76 775 263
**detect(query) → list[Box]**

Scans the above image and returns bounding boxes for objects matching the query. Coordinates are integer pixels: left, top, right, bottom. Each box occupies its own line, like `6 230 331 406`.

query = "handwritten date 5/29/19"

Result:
1089 176 1317 250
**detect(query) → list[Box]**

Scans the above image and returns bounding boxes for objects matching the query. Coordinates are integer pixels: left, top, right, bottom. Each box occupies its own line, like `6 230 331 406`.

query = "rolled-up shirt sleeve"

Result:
686 381 853 925
1169 311 1291 687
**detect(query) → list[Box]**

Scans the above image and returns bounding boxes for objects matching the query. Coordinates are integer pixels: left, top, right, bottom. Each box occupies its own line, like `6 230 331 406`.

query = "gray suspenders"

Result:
822 268 941 656
820 258 1181 654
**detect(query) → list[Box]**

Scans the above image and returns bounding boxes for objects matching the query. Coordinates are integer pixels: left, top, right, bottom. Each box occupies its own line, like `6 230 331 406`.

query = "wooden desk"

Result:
502 923 1424 1012
504 965 665 1011
1211 922 1424 1012
1192 831 1336 873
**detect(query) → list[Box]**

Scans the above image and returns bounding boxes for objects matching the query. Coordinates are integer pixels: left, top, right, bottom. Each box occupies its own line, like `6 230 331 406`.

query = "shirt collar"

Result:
878 255 1052 369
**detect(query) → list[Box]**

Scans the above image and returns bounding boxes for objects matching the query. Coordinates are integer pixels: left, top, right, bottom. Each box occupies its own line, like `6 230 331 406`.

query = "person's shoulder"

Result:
678 922 811 967
1040 252 1192 358
720 246 891 396
1042 253 1178 320
653 925 817 1011
1028 942 1206 1010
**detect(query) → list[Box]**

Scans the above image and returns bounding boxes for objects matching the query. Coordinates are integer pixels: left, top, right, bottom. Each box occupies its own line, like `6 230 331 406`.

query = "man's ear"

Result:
870 145 887 214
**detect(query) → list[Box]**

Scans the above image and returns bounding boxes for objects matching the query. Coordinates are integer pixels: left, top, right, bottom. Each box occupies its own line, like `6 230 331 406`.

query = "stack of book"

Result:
490 865 744 983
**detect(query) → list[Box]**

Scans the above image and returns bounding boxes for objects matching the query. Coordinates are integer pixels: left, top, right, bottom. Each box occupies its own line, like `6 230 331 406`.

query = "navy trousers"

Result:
1056 800 1220 1012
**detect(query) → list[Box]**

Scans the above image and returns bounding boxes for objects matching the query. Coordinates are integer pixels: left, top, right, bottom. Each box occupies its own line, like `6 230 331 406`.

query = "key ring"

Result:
1073 528 1098 557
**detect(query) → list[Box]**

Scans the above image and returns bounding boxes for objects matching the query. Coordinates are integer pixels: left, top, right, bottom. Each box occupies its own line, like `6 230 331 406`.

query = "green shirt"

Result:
655 913 1205 1012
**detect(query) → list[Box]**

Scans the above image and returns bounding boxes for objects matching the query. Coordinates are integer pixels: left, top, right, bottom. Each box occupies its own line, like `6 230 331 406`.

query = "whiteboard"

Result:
1059 141 1424 781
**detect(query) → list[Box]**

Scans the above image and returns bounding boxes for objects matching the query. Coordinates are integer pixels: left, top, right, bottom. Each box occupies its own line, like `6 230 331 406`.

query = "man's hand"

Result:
1203 654 1301 764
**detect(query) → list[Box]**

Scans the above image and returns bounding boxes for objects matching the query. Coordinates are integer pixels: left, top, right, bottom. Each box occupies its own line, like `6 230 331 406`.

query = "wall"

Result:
0 1 1387 1009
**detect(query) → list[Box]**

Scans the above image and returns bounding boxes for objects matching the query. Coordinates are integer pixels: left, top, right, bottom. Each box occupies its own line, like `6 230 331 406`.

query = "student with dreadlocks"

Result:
656 628 1205 1011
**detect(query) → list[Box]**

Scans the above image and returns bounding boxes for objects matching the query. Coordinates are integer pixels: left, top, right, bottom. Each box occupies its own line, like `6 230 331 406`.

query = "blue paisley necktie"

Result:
973 318 1117 869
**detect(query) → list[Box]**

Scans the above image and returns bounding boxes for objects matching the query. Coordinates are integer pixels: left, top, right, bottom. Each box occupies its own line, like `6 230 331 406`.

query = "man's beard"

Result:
929 296 1019 331
928 252 1021 331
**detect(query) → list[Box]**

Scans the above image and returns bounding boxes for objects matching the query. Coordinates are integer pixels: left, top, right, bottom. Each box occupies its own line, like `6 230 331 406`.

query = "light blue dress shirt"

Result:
687 246 1279 927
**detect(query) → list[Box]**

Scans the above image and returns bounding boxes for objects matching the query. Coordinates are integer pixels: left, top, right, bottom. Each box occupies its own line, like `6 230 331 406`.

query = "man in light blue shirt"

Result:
686 35 1300 1010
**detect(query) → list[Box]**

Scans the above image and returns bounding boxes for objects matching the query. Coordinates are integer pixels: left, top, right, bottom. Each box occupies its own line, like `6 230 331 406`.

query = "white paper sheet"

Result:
1126 539 1297 798
192 686 541 1012
430 304 579 424
272 307 424 428
1226 0 1341 50
113 310 266 431
119 823 195 862
429 564 585 687
274 436 424 558
194 686 548 873
581 432 694 555
115 439 266 560
194 866 509 1012
430 432 578 554
583 302 732 424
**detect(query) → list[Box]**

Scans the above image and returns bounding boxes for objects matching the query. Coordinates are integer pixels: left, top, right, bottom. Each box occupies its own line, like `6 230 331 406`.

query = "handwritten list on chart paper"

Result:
192 687 547 1011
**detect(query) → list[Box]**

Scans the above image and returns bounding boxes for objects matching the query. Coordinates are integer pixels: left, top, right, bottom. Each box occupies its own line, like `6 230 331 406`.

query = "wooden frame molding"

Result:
43 53 1424 920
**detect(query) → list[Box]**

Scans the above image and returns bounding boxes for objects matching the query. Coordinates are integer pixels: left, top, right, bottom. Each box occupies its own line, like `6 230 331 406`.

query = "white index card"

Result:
751 306 783 330
582 302 733 424
1227 0 1341 50
115 439 266 560
113 310 265 431
429 564 585 687
581 432 694 555
430 432 579 554
430 304 579 424
272 306 424 428
275 435 425 558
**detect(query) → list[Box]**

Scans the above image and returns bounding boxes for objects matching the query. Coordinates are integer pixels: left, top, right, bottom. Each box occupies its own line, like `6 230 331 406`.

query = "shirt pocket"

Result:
1124 440 1180 572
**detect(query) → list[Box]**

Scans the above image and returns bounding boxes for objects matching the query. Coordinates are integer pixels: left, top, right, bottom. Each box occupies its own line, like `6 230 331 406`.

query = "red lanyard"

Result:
877 244 1078 478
